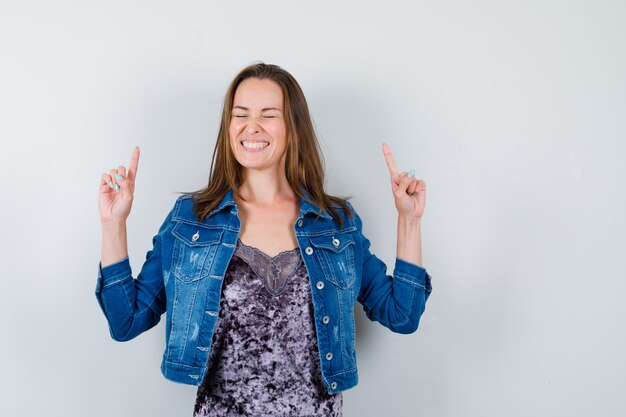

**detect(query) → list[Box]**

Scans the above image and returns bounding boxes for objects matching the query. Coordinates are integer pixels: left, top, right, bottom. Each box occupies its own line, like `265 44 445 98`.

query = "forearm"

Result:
96 221 166 342
101 221 129 267
354 203 431 334
396 215 422 267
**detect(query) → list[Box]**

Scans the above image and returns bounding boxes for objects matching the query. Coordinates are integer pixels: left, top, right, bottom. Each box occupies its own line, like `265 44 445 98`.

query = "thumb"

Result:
116 174 134 203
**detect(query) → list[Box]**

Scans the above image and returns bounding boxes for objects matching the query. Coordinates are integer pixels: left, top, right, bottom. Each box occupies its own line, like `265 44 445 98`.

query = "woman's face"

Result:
229 77 288 174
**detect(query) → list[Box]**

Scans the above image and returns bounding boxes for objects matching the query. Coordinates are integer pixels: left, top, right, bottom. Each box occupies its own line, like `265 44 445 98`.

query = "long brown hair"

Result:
180 62 353 227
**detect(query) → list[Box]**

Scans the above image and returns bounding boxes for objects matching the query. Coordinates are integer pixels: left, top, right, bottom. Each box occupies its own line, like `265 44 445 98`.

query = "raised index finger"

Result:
127 146 140 183
382 143 399 182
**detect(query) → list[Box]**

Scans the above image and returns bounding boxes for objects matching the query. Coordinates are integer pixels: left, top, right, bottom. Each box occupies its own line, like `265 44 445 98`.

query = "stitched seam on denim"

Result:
310 235 355 251
394 274 427 289
101 275 132 289
171 217 238 231
336 285 345 374
351 285 356 360
318 249 336 287
172 238 182 279
162 359 205 370
324 367 358 377
346 244 355 289
172 194 185 218
191 236 236 369
299 250 329 384
172 225 223 246
295 226 357 238
301 209 332 219
99 256 129 273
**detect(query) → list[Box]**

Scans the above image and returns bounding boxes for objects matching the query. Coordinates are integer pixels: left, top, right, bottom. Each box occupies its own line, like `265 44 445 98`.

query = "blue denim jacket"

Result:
95 189 432 393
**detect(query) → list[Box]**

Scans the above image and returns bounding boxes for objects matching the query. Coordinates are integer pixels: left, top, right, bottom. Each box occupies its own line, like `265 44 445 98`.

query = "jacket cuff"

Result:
394 257 432 292
96 257 132 292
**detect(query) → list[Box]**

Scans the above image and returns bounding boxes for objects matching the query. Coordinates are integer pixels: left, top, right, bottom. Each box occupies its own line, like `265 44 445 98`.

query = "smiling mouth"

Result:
241 141 269 150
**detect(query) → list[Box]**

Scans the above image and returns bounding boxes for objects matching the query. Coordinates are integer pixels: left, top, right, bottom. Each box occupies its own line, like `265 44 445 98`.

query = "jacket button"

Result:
297 219 303 227
331 381 338 390
305 246 313 255
322 316 330 324
332 238 340 247
316 281 324 290
192 231 200 242
325 352 333 360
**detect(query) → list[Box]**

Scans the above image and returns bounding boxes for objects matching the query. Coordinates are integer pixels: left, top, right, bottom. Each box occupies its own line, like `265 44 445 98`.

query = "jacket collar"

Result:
299 190 332 219
208 188 237 216
209 188 332 220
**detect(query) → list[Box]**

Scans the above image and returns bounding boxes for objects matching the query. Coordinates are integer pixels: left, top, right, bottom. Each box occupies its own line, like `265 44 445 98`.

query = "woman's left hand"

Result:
382 143 427 219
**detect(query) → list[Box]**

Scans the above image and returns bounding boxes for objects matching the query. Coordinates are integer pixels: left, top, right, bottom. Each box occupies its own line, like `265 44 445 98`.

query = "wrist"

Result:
398 214 422 228
101 220 127 232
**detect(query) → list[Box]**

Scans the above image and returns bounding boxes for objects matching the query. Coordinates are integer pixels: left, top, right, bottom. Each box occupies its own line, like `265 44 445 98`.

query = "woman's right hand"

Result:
99 146 140 224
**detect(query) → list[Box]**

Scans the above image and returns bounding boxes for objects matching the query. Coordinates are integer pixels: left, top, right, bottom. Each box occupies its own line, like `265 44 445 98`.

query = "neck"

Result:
237 166 296 206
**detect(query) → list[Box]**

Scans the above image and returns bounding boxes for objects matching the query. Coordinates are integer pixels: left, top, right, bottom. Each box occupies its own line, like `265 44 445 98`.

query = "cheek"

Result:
229 122 242 140
267 122 287 141
228 129 240 153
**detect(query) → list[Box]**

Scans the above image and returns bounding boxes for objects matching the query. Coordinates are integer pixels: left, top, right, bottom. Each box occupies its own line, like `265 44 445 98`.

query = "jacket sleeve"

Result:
94 204 175 342
353 206 433 334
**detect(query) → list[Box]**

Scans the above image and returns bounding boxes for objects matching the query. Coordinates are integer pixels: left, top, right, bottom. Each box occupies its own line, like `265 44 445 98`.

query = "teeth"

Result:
242 141 269 150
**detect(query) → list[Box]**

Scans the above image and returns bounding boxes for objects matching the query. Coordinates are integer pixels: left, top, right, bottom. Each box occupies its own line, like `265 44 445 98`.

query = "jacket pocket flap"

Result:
172 223 223 247
310 234 355 252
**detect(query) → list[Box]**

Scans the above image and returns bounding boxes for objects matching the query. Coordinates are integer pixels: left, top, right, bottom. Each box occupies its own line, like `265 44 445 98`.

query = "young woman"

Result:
96 63 432 416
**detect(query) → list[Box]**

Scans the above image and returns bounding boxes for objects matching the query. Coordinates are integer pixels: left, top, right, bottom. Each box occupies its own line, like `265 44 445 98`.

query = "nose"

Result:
246 115 261 133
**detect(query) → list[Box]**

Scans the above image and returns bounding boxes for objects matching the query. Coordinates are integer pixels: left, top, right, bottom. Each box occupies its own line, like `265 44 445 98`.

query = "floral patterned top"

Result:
194 239 343 417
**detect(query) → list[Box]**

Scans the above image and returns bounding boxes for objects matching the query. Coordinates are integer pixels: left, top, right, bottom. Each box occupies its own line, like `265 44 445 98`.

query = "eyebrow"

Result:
232 106 283 112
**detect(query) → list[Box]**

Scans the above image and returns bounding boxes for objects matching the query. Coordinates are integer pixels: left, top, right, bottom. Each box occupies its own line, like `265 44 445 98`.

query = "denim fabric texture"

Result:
95 189 432 394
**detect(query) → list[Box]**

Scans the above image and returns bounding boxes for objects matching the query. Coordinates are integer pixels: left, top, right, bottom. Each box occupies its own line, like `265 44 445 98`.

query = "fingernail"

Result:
115 183 120 192
114 173 123 181
108 181 114 189
408 170 415 178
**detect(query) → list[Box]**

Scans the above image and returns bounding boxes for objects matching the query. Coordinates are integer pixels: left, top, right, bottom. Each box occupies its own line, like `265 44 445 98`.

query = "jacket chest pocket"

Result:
310 234 356 289
171 223 223 283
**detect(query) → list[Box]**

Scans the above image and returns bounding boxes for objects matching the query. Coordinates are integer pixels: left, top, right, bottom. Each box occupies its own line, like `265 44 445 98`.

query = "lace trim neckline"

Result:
233 239 302 296
236 238 300 259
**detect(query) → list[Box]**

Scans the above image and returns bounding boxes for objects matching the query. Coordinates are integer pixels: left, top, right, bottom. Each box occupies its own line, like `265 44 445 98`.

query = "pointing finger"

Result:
382 143 400 184
127 146 140 183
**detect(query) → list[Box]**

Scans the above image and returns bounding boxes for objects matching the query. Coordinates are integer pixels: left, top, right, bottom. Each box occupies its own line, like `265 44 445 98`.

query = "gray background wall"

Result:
1 1 625 416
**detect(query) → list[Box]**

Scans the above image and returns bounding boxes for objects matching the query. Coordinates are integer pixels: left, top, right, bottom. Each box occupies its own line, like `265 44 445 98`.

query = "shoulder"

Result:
329 199 364 231
168 192 240 230
167 194 199 224
331 199 354 216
